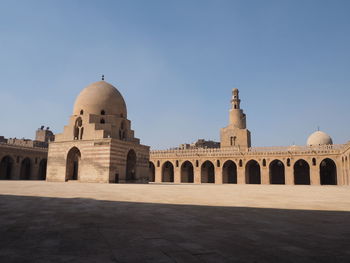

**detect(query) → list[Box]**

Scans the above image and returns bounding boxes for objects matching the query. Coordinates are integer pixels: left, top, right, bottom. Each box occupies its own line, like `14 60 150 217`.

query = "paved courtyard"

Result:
0 181 350 262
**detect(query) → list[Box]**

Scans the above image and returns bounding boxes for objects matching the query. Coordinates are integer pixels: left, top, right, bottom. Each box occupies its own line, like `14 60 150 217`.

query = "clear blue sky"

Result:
0 0 349 149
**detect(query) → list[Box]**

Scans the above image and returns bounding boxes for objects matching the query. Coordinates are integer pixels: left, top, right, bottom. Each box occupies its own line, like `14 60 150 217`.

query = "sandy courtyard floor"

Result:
0 181 350 262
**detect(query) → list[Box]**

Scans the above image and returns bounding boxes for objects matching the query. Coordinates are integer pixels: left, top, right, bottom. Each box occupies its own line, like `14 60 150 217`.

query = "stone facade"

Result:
149 89 350 186
0 127 51 180
46 80 149 183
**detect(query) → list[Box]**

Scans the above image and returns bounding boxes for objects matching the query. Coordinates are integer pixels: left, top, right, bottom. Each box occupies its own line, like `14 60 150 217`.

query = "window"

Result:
101 110 105 115
196 160 199 167
80 110 84 115
239 159 243 167
312 158 316 166
262 159 266 167
100 118 105 124
217 160 220 167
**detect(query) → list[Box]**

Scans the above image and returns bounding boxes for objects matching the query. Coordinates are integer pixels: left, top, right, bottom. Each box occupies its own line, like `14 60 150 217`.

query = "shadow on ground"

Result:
0 195 349 263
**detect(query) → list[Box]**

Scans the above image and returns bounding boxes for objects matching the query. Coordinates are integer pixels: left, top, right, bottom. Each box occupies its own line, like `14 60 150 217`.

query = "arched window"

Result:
100 118 105 124
287 158 291 167
312 158 316 166
119 121 126 140
157 160 160 167
176 160 179 167
239 159 243 167
217 160 220 167
101 110 105 115
74 117 83 140
80 109 84 115
196 160 199 167
262 159 266 167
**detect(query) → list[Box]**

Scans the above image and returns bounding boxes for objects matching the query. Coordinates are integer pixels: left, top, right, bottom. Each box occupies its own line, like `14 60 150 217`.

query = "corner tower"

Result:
46 79 150 183
220 88 251 150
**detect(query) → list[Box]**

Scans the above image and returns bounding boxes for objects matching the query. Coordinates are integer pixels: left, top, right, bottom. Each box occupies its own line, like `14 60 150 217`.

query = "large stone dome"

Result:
73 81 127 117
307 131 333 146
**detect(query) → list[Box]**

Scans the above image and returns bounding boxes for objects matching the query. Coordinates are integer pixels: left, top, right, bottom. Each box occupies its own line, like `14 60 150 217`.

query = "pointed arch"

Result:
223 160 237 183
162 161 174 182
0 156 14 180
245 160 261 184
126 149 137 182
201 161 215 183
269 159 285 184
66 147 81 181
294 159 310 185
38 159 47 180
20 158 31 180
181 161 194 183
320 158 337 185
149 162 155 182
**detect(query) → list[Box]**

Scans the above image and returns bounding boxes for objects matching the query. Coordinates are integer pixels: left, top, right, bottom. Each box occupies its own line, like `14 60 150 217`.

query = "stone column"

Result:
336 159 343 185
285 165 294 185
237 167 245 184
310 165 320 185
12 162 21 180
174 166 181 184
261 166 269 184
194 167 201 184
155 167 162 183
215 167 223 184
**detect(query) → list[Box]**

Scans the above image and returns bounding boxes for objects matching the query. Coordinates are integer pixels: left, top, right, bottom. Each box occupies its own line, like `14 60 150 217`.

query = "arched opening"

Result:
162 161 174 182
294 159 310 185
245 160 261 184
38 159 47 180
223 160 237 184
0 156 14 180
269 160 285 184
149 162 155 182
101 110 105 115
320 158 337 185
80 109 84 115
181 161 194 183
126 150 137 182
66 147 81 181
74 117 83 140
201 161 215 183
119 121 126 140
20 158 31 180
100 118 105 124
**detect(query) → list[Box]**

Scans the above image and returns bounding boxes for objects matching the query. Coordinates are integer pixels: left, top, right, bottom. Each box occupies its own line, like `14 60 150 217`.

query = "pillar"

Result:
155 166 162 183
215 167 223 184
285 165 294 185
237 167 245 184
174 166 181 184
310 165 320 185
194 167 201 184
261 166 269 184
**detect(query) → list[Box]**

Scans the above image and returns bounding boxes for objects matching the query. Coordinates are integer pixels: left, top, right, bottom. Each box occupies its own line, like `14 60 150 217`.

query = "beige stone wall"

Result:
47 139 111 183
150 143 350 186
0 143 48 180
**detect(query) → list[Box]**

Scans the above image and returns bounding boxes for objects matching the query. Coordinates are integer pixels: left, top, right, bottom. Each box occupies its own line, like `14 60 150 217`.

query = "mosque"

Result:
0 79 349 185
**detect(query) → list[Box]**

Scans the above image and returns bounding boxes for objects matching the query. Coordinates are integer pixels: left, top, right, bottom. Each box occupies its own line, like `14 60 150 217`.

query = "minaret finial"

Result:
102 74 104 81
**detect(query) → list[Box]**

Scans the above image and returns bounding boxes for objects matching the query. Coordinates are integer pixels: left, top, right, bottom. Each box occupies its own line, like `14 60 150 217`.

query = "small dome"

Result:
73 81 127 117
307 131 333 146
